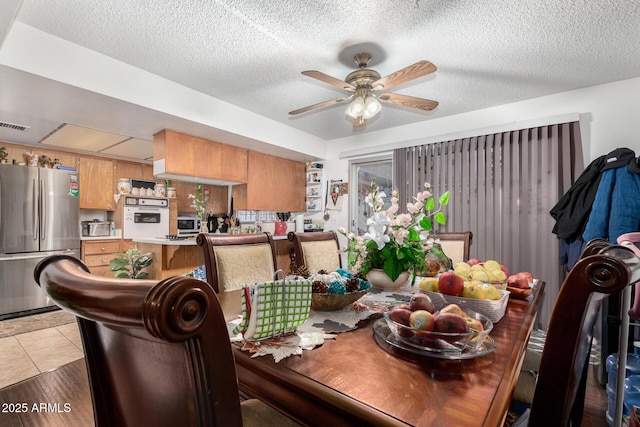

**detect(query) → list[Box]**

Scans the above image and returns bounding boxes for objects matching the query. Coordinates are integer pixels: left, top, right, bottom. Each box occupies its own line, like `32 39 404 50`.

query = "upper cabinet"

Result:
153 130 247 184
233 151 306 212
77 156 115 210
173 181 229 214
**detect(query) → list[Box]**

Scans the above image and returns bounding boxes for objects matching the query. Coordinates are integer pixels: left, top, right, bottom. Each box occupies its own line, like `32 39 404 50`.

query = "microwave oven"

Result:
177 215 200 236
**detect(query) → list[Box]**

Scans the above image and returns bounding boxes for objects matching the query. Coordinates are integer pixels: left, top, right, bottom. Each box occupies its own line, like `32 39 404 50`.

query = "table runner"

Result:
228 286 416 362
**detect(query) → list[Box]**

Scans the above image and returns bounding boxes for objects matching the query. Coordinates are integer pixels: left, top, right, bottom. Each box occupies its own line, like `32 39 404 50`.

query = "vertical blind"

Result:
394 121 583 329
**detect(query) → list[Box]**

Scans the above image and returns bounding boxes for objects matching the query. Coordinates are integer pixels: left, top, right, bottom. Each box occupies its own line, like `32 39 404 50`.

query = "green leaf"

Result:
109 258 129 271
434 211 447 225
439 191 450 206
419 216 433 231
425 197 435 211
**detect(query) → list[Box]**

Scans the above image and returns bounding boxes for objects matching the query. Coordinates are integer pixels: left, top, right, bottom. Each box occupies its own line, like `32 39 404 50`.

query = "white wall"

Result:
323 76 640 236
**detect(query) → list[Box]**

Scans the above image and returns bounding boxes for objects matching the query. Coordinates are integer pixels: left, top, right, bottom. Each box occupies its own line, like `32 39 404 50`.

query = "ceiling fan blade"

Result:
378 93 439 111
289 96 351 115
302 71 355 91
372 61 437 91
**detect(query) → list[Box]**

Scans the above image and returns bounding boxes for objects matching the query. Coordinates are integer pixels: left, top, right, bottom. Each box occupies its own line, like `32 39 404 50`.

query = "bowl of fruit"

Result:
382 294 493 353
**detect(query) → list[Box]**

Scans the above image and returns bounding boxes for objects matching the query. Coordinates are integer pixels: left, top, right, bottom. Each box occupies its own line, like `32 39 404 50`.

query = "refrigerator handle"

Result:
33 178 38 240
40 178 46 241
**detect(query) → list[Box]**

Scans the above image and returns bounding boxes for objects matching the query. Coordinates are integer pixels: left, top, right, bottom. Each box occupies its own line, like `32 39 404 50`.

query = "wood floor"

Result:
0 311 613 426
583 364 610 427
0 357 612 427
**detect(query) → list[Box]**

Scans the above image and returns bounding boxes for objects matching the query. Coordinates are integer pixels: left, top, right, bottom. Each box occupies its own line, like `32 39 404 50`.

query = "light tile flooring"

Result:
0 322 83 389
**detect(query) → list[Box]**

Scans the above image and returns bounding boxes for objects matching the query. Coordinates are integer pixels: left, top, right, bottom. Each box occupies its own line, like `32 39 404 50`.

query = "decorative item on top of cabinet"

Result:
306 163 323 213
81 240 121 277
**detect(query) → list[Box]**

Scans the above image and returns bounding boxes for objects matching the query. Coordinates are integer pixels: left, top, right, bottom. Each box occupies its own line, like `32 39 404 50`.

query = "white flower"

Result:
407 201 424 214
338 227 346 234
394 213 412 228
392 228 409 246
364 227 390 250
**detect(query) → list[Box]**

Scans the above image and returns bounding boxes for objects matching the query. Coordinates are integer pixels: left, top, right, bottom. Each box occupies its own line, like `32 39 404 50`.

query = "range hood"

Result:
153 158 243 186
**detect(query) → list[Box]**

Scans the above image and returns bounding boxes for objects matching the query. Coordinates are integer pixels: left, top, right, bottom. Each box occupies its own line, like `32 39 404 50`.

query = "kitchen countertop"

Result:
133 234 290 246
133 237 197 246
81 235 121 241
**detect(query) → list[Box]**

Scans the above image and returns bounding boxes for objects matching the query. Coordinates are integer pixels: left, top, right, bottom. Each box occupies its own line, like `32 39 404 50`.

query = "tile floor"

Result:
0 321 83 389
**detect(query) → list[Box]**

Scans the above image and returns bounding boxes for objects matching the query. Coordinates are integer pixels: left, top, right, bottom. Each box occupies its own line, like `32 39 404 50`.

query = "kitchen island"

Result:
133 237 202 280
133 234 294 280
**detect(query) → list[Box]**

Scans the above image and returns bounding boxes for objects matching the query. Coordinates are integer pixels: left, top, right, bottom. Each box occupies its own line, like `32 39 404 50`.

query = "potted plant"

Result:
339 180 449 290
109 248 153 279
0 147 7 163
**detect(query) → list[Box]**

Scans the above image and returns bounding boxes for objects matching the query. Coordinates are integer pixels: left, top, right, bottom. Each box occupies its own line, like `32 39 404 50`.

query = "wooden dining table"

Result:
234 281 545 427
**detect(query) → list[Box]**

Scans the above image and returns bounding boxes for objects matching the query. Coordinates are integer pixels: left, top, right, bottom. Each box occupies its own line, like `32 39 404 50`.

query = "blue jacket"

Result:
582 165 640 245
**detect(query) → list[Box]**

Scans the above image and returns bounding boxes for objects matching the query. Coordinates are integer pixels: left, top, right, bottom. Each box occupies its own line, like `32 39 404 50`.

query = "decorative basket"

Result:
311 290 368 311
421 289 510 323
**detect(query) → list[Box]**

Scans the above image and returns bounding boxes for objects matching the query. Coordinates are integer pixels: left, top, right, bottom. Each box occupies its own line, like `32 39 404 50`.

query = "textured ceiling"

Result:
1 0 640 157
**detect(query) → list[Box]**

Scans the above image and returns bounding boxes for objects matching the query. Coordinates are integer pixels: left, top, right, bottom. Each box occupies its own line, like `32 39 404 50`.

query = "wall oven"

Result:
123 197 169 239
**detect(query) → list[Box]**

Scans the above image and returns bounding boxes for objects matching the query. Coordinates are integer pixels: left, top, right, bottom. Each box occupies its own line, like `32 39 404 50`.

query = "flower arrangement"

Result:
188 184 210 219
339 181 450 281
0 146 8 163
38 154 52 167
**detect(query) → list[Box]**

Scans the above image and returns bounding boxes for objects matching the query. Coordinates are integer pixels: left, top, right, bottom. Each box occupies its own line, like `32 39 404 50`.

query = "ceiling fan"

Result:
289 52 438 128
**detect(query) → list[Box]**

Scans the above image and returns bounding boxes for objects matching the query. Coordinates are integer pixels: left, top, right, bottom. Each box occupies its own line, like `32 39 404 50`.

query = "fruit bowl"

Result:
382 303 493 352
311 290 368 311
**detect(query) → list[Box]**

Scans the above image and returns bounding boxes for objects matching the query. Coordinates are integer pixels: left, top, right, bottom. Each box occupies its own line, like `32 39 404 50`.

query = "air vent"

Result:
0 121 30 131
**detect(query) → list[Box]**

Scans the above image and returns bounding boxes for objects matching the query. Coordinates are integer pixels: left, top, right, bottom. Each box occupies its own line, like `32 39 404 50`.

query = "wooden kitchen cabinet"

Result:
81 240 121 277
234 151 305 211
78 156 115 210
153 129 248 183
114 160 156 183
173 181 229 214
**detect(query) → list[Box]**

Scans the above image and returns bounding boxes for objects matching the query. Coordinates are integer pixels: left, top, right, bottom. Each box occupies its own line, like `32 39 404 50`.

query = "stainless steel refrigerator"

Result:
0 164 80 319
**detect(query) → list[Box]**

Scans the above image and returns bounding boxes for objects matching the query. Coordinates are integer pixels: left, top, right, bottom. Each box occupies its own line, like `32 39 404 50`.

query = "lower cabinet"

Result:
81 240 121 277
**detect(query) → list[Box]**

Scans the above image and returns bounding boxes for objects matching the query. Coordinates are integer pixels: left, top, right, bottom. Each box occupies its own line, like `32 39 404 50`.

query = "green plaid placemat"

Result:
234 278 312 340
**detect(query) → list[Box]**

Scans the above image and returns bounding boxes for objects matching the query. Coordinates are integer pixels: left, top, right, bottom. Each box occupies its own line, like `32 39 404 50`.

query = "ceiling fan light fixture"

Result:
362 96 381 119
345 96 365 119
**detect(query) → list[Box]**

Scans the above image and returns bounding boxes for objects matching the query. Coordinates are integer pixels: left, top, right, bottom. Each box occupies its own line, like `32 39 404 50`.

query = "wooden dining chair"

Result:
512 238 640 426
435 231 473 264
287 231 342 274
196 232 277 321
33 255 302 427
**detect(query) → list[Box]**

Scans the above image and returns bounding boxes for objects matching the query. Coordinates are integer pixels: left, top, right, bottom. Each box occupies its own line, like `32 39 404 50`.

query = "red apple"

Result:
465 317 484 332
500 264 510 277
388 307 412 326
467 258 482 266
434 313 469 334
507 274 529 289
520 271 534 283
439 303 468 318
409 294 435 313
396 303 411 311
438 272 464 296
409 310 436 332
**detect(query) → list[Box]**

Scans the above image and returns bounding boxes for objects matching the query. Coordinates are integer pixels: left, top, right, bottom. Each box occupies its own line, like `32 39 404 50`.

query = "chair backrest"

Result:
288 231 342 274
33 255 243 427
196 232 277 321
436 231 473 264
529 238 640 425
